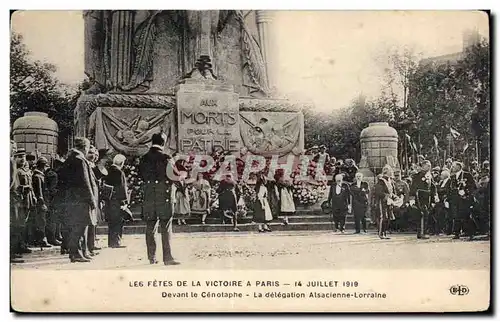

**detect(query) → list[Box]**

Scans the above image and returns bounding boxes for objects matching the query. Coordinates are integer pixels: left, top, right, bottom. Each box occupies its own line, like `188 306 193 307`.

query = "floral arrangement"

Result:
122 158 144 206
120 153 329 208
290 159 328 206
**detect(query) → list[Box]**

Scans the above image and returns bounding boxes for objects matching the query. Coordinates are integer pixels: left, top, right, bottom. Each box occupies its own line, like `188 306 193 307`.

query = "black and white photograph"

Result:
8 7 491 312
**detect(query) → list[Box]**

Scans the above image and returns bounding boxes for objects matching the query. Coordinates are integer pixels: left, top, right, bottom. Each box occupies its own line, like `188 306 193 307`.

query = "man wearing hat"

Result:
139 132 180 265
32 157 52 248
431 166 441 182
58 137 98 262
409 160 439 239
450 161 476 240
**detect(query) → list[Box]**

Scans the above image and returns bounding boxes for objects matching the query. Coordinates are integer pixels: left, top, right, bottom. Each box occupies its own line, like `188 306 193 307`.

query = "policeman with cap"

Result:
409 160 438 239
32 157 52 248
139 132 180 265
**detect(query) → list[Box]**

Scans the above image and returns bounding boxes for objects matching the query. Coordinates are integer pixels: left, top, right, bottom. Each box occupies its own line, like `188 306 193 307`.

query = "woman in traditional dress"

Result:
191 172 211 225
217 174 240 231
253 175 273 232
173 171 190 225
266 174 280 220
278 176 295 225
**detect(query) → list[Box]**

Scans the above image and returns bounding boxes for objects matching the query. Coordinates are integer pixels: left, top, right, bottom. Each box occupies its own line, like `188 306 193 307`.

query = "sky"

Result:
10 10 489 112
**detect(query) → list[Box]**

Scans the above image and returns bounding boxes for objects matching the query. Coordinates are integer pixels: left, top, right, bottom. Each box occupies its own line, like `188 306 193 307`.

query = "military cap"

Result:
14 148 26 156
432 166 441 172
36 156 49 166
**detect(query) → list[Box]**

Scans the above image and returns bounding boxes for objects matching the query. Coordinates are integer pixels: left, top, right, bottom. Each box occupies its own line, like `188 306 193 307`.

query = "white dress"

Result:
280 186 296 213
254 185 273 222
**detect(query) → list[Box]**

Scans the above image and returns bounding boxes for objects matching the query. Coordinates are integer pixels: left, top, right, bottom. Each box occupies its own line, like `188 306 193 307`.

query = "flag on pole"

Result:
405 133 411 141
433 135 439 150
463 142 469 153
450 127 461 139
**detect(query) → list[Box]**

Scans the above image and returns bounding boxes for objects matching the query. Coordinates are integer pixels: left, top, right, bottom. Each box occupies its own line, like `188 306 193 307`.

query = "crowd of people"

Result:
10 138 132 263
322 156 490 240
10 133 491 265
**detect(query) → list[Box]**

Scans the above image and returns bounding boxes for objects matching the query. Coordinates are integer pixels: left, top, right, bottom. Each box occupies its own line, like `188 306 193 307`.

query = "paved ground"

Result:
11 231 490 270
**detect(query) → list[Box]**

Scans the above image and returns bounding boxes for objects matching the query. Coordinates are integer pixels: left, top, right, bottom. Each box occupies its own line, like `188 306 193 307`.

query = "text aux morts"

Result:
178 104 239 152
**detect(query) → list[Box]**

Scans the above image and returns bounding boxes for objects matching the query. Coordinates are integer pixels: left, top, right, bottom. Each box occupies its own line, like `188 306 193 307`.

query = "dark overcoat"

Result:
139 147 173 221
58 149 98 226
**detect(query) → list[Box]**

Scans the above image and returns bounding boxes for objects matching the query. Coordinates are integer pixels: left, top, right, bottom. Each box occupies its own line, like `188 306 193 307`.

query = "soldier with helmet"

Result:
139 132 180 266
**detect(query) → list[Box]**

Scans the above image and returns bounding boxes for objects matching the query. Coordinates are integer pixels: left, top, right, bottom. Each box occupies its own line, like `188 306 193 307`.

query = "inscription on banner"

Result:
176 89 240 154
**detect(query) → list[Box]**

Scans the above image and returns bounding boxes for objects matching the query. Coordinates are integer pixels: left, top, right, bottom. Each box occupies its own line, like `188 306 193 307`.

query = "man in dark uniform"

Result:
15 149 37 250
393 170 410 231
10 141 25 263
350 172 369 233
45 158 63 246
139 133 180 265
450 161 476 240
374 165 396 239
327 174 352 233
32 157 52 248
409 160 438 239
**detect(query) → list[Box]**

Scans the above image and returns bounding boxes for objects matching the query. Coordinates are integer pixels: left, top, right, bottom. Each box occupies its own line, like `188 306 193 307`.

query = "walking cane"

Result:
378 201 384 238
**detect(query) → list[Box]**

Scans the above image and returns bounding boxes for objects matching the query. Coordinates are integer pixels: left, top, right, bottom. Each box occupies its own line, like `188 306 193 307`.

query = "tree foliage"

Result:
303 38 490 165
10 32 86 154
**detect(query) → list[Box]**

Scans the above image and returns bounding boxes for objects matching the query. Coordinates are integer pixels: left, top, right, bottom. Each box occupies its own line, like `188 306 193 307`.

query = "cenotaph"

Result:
74 10 307 158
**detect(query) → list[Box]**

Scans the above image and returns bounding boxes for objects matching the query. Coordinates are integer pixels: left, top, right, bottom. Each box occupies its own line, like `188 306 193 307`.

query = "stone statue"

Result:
83 10 272 97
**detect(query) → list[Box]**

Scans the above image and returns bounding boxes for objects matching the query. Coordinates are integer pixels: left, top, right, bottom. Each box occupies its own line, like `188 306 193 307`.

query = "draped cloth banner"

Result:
88 107 177 157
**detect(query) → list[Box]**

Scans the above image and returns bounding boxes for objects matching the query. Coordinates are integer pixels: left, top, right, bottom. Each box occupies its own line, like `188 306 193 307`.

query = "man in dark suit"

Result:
327 174 352 233
58 137 98 262
393 170 410 232
350 172 369 233
435 169 452 235
410 160 438 239
374 166 396 239
104 154 129 248
139 133 180 266
450 161 476 240
32 157 52 248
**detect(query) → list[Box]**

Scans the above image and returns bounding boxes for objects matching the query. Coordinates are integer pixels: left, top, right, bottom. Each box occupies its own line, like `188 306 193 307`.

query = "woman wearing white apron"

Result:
253 175 273 232
173 172 190 225
278 177 295 225
191 172 211 224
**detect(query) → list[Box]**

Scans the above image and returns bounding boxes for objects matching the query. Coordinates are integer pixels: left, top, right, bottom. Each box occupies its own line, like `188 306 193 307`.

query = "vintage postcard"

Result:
9 9 490 313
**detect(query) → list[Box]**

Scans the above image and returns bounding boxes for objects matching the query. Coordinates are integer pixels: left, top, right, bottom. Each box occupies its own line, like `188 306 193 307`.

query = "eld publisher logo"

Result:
449 285 470 296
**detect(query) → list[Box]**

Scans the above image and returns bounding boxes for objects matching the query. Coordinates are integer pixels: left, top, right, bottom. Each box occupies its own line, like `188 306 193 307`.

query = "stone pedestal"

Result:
175 80 240 154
